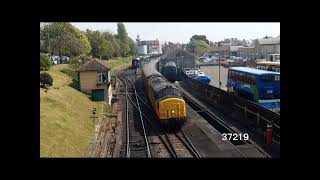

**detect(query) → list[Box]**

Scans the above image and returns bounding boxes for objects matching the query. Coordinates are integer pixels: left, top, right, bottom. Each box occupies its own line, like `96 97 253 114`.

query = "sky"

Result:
71 22 280 44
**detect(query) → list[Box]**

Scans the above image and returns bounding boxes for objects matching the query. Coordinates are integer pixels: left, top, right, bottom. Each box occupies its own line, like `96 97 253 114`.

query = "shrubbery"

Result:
40 53 52 71
60 68 80 90
40 72 53 88
69 54 92 69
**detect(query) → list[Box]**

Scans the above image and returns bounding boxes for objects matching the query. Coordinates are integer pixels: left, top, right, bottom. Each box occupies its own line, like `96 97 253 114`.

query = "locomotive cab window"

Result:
157 88 181 99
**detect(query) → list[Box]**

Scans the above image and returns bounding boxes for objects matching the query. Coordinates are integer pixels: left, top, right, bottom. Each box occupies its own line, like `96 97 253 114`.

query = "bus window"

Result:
233 71 238 80
261 76 276 82
248 74 256 84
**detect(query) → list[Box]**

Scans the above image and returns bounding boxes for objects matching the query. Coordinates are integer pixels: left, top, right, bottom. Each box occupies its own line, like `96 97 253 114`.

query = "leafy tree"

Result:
69 54 92 69
128 37 136 56
188 40 209 53
40 72 53 88
40 23 91 58
40 53 52 71
190 35 209 44
117 23 130 56
40 27 48 53
186 34 210 55
102 32 120 57
85 30 113 59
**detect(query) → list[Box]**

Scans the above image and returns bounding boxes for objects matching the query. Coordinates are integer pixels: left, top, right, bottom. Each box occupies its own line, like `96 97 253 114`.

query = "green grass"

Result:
59 68 80 90
40 64 106 157
105 56 133 75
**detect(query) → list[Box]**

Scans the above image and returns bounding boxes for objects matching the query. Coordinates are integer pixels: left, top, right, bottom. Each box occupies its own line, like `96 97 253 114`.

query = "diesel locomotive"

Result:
142 58 187 126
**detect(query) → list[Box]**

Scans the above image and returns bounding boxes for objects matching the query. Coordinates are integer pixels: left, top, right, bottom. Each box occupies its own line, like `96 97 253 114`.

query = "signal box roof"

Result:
229 67 280 75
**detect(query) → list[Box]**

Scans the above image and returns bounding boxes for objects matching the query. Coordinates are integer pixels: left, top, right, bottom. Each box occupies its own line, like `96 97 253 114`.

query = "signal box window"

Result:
97 71 108 84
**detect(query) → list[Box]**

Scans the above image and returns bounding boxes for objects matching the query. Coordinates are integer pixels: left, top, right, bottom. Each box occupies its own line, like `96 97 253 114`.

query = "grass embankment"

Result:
40 64 105 157
106 56 133 75
40 57 132 157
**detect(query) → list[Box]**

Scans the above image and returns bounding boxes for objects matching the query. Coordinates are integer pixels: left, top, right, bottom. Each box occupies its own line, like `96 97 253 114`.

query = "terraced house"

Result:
77 58 113 105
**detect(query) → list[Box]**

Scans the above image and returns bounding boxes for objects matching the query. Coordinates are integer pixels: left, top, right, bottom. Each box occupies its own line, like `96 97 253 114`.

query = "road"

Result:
199 65 229 90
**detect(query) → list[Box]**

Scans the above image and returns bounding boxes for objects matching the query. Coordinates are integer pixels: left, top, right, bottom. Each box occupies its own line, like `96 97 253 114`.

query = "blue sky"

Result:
71 22 280 44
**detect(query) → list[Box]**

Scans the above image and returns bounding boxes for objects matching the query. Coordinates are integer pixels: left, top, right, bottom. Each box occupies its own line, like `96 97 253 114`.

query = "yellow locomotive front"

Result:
158 98 186 120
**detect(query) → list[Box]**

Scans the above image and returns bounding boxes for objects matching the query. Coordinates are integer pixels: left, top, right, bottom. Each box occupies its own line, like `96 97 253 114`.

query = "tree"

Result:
117 23 130 56
40 27 48 53
128 37 136 56
40 72 53 88
40 23 91 58
190 35 209 44
187 34 210 55
69 54 92 69
40 53 52 71
85 30 113 59
102 32 120 57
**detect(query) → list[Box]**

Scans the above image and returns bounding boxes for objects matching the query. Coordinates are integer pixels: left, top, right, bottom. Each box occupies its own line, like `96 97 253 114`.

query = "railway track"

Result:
118 71 151 158
118 68 201 158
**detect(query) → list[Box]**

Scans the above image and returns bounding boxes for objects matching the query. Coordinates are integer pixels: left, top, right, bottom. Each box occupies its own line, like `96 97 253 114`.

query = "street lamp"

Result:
215 52 221 89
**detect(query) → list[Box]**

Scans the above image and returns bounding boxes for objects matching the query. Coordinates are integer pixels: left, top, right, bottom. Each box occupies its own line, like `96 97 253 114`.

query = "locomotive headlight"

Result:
172 110 175 114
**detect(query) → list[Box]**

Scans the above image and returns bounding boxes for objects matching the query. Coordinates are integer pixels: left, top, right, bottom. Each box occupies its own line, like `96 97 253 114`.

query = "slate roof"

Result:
77 58 112 72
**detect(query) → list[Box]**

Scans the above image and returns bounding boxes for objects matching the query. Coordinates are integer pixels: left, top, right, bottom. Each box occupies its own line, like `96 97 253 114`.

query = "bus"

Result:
256 61 280 72
227 67 280 112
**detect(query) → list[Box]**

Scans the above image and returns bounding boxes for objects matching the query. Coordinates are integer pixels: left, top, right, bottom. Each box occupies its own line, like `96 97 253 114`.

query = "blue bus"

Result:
226 67 280 112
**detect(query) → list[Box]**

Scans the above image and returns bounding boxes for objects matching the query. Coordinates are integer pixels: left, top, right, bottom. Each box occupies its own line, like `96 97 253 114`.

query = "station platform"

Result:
176 82 269 158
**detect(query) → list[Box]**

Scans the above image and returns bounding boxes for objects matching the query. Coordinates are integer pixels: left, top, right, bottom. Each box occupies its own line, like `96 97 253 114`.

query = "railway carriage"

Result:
132 58 141 69
163 61 178 82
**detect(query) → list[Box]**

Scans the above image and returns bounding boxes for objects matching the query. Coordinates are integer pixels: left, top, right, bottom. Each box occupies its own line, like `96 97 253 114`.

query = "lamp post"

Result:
219 53 221 89
215 52 221 89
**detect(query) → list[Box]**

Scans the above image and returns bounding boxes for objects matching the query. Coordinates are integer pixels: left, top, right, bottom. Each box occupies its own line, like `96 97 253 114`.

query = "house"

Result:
238 47 256 60
137 39 162 54
229 46 245 57
163 49 196 69
77 58 113 105
253 36 280 59
209 45 230 59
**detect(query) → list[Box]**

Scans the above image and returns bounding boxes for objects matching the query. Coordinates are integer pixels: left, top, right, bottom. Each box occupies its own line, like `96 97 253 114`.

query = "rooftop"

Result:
230 46 245 51
77 58 112 72
229 67 280 75
258 37 280 45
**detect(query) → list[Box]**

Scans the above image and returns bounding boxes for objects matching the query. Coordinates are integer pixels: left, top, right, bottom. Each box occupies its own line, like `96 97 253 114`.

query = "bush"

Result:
40 72 53 88
60 69 77 80
40 53 52 71
60 68 80 90
69 54 92 69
